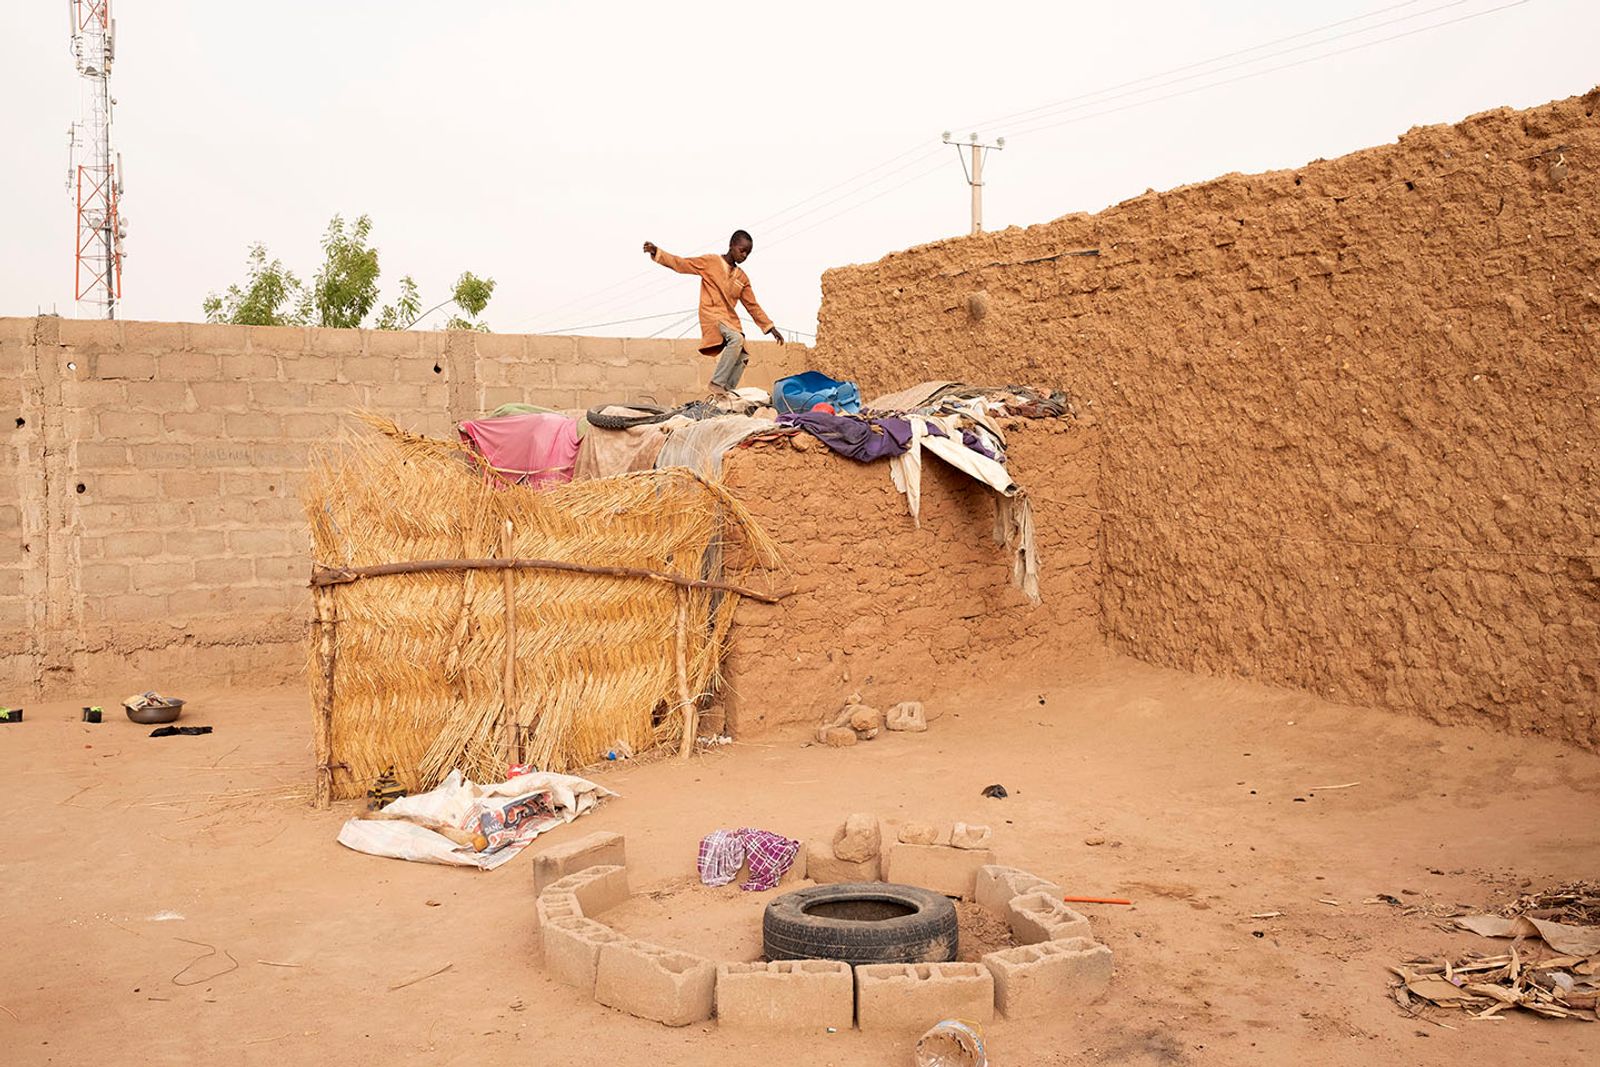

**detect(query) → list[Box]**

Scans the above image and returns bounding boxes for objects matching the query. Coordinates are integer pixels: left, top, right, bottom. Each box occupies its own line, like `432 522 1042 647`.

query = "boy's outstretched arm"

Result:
642 241 699 275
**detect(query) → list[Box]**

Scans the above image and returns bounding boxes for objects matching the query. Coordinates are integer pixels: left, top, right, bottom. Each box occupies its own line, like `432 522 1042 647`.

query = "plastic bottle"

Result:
914 1019 988 1067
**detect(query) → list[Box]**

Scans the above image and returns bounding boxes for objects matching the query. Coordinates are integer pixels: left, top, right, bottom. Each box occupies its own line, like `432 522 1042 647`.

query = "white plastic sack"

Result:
336 769 615 870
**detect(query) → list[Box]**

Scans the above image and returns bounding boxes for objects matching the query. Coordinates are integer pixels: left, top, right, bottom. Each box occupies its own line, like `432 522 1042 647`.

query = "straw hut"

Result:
302 421 781 805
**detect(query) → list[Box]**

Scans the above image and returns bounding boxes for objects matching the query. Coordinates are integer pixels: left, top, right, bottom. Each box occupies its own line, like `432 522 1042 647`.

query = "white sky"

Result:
1 1 1594 341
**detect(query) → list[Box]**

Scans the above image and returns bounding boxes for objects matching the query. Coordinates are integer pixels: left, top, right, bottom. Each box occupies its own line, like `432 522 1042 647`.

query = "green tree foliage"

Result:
204 216 494 331
311 215 381 329
374 275 421 331
201 245 310 327
443 272 496 332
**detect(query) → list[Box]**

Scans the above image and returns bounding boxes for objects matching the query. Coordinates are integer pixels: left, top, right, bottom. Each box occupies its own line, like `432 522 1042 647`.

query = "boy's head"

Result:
728 229 754 263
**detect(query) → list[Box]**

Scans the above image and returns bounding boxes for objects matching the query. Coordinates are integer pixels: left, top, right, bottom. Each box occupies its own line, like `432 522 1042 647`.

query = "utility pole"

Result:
66 0 125 319
943 132 1004 235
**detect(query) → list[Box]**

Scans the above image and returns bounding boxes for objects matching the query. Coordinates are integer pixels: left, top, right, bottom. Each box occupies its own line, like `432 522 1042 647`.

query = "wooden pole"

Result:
500 520 518 767
310 558 784 604
312 585 337 809
675 588 696 760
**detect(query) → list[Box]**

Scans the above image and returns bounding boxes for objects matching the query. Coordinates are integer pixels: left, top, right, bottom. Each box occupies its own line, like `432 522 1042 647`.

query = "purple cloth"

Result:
776 412 913 461
962 428 1000 461
696 828 802 892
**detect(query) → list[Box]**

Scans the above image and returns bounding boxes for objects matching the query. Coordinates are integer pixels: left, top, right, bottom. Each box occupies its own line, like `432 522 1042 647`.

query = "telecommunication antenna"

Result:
65 0 125 319
942 132 1004 235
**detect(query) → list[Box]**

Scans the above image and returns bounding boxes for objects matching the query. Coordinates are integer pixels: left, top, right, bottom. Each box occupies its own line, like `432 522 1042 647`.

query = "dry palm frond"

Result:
303 420 781 800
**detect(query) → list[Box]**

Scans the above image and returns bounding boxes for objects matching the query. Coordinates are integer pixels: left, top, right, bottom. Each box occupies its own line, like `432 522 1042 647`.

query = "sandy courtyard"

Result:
3 652 1597 1066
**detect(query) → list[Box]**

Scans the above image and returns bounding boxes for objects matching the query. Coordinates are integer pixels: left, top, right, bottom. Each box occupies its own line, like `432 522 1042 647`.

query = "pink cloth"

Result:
458 413 580 488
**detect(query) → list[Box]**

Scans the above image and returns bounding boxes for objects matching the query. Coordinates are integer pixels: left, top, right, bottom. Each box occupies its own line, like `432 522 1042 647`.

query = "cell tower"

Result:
65 0 124 319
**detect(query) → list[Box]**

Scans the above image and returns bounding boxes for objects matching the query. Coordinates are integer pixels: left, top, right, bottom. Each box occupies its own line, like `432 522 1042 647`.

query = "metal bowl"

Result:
125 699 184 725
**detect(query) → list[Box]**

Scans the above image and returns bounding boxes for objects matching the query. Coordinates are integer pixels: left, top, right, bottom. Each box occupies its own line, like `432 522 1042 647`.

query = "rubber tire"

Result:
763 882 959 965
585 403 671 430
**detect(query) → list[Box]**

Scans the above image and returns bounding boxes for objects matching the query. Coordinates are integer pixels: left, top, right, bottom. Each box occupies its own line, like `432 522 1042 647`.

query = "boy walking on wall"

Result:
642 230 784 396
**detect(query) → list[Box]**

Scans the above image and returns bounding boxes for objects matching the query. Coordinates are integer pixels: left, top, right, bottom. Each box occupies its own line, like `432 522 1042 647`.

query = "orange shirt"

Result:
651 249 774 354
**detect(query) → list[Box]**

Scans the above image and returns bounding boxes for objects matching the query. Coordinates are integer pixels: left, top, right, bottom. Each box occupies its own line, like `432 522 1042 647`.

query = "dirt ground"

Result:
4 651 1598 1066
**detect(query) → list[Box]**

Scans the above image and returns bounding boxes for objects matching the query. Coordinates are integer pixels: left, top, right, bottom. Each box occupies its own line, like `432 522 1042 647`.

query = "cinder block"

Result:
157 351 220 380
534 890 582 932
884 843 996 900
532 831 627 895
715 959 853 1031
855 962 994 1033
805 839 880 884
1007 891 1092 945
121 320 188 350
975 865 1063 917
594 940 716 1027
470 332 524 360
220 353 281 381
984 937 1113 1016
367 330 424 358
542 915 628 993
540 863 629 917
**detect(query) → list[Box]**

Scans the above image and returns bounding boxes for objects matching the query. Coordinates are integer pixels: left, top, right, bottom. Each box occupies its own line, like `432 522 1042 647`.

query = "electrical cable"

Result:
537 308 694 335
967 0 1480 137
952 0 1436 133
1004 0 1534 140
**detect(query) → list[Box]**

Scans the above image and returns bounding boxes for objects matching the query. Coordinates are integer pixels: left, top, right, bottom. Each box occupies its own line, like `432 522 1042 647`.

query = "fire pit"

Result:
763 882 959 965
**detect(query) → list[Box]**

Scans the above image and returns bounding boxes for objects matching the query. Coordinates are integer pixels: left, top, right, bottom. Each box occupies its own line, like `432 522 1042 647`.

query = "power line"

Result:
971 0 1478 137
511 0 1536 335
512 5 1462 333
537 308 694 335
646 310 699 339
514 149 945 334
954 0 1435 133
1005 0 1534 140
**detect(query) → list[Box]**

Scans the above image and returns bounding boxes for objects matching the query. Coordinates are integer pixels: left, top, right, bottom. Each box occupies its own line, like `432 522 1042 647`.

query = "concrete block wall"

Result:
0 316 807 699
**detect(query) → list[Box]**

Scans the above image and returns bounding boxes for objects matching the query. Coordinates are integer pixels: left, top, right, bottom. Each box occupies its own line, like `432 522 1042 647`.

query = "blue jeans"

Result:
710 323 747 390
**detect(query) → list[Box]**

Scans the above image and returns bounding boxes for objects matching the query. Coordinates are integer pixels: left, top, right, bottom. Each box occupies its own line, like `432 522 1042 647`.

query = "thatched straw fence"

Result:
303 420 782 806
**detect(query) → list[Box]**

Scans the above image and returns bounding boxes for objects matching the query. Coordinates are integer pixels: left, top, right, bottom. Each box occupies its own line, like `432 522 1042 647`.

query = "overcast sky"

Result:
1 1 1594 341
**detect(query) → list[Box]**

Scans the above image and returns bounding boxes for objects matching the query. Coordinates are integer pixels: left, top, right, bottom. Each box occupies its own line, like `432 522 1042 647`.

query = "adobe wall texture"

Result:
0 316 805 698
813 89 1600 749
721 420 1100 734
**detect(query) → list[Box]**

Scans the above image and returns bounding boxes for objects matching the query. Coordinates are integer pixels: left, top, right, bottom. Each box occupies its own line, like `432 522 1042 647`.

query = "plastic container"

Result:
914 1020 988 1067
82 706 103 724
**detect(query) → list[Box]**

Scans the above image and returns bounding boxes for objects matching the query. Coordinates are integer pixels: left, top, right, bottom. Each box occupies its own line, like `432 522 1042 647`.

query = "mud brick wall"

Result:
721 420 1099 734
0 316 805 698
813 89 1600 749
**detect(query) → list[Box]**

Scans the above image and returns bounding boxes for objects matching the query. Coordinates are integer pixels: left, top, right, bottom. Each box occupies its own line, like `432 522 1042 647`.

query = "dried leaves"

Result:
1390 950 1600 1022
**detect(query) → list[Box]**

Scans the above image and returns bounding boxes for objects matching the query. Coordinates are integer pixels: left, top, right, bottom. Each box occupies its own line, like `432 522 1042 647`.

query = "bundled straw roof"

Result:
304 418 781 801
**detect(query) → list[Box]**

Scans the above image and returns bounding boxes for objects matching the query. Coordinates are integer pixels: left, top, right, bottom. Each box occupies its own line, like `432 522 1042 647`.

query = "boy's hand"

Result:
768 327 785 345
642 241 658 257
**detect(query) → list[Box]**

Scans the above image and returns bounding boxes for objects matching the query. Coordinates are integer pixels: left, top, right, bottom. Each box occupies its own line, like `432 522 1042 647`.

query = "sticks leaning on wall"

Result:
501 520 519 767
306 557 786 807
312 586 338 809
